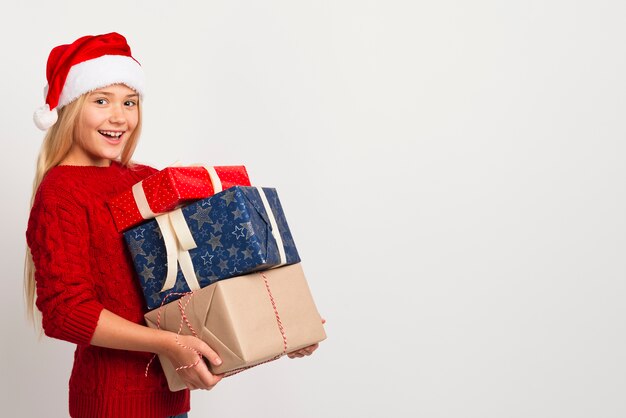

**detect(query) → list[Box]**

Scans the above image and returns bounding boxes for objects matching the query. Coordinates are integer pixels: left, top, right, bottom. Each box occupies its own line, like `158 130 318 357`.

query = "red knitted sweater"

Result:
26 161 190 418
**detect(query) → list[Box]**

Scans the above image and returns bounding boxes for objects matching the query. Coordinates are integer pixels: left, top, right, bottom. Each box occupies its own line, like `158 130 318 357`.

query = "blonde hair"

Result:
24 91 143 324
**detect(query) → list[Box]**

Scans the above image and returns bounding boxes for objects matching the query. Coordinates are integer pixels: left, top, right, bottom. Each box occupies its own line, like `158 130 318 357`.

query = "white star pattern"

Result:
133 227 146 239
232 225 246 239
201 251 214 265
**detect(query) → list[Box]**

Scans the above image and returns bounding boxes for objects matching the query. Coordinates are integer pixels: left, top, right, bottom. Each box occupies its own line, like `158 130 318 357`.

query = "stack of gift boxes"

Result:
107 165 326 391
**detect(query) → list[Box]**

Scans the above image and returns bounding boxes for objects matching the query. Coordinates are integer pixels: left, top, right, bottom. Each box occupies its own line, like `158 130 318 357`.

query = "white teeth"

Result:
99 131 123 138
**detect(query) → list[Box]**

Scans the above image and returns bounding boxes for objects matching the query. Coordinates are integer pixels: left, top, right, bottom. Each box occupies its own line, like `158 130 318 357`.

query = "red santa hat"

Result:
34 32 145 131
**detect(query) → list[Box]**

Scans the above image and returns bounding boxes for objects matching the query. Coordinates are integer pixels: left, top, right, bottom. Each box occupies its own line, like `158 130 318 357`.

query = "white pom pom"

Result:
33 104 58 131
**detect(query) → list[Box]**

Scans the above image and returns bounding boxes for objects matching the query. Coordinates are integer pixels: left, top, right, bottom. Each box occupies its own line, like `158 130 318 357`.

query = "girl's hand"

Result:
160 333 224 390
287 343 319 358
89 310 222 390
287 317 325 359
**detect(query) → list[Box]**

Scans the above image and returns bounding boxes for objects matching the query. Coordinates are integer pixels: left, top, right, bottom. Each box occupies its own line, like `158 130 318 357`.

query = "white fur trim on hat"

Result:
57 54 145 109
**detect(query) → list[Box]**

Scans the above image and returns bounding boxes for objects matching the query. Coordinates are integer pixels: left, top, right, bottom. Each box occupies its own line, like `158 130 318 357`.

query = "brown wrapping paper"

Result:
144 263 326 391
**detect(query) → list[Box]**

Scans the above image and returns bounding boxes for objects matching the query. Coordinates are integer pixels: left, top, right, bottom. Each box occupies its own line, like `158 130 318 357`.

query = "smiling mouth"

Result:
99 130 125 141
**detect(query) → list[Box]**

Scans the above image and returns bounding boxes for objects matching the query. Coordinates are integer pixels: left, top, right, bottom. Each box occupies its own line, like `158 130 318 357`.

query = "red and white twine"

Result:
144 291 201 377
145 272 289 379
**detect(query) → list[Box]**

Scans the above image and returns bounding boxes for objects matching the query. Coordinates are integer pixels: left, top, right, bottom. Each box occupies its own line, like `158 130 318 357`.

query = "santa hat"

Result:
34 32 145 131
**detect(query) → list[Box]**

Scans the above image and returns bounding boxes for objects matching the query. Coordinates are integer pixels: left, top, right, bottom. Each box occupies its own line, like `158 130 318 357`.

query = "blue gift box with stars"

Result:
123 186 301 310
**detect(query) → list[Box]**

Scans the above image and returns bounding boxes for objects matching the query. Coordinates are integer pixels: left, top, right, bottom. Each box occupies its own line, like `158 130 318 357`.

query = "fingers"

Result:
295 344 318 356
193 338 223 368
197 370 223 389
184 375 221 391
287 343 320 359
179 335 222 368
168 334 224 390
179 359 223 390
195 362 223 387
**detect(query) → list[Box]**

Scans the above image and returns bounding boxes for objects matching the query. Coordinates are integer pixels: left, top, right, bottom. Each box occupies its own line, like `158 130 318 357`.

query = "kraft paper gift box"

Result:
124 186 301 310
144 263 327 391
108 165 251 232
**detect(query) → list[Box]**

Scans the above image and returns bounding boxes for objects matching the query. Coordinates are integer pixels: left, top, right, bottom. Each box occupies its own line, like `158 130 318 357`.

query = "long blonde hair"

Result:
24 91 143 324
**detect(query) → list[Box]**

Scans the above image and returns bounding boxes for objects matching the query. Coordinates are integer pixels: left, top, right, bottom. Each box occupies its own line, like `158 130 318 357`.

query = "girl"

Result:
25 33 319 418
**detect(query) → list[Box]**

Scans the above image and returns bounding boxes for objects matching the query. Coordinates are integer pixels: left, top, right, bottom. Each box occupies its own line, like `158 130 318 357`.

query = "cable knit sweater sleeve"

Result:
27 189 104 345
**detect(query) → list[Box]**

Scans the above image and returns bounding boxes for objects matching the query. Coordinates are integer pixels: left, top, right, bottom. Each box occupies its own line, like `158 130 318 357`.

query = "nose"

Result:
109 104 126 124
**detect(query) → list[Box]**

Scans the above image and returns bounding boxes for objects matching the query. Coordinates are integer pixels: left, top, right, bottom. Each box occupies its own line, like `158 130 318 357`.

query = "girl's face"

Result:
66 84 139 167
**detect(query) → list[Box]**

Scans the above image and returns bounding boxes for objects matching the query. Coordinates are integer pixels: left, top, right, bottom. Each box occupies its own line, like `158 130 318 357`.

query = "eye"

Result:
124 100 137 107
95 98 108 105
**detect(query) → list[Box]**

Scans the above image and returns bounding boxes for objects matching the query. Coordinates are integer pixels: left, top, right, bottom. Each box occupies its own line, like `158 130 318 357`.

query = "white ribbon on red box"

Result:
131 164 222 219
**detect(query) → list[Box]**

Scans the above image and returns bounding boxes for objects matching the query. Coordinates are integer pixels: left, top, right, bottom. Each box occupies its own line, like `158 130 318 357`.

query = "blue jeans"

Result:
170 414 188 418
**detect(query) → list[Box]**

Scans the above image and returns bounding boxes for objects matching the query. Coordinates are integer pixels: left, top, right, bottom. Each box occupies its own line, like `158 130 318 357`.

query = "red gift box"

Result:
108 165 251 232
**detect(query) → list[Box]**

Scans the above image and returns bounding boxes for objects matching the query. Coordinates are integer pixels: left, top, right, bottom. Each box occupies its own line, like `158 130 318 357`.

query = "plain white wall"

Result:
2 0 626 417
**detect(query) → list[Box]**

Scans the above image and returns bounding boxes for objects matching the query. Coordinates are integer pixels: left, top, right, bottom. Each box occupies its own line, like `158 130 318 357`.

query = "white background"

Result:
2 1 626 417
